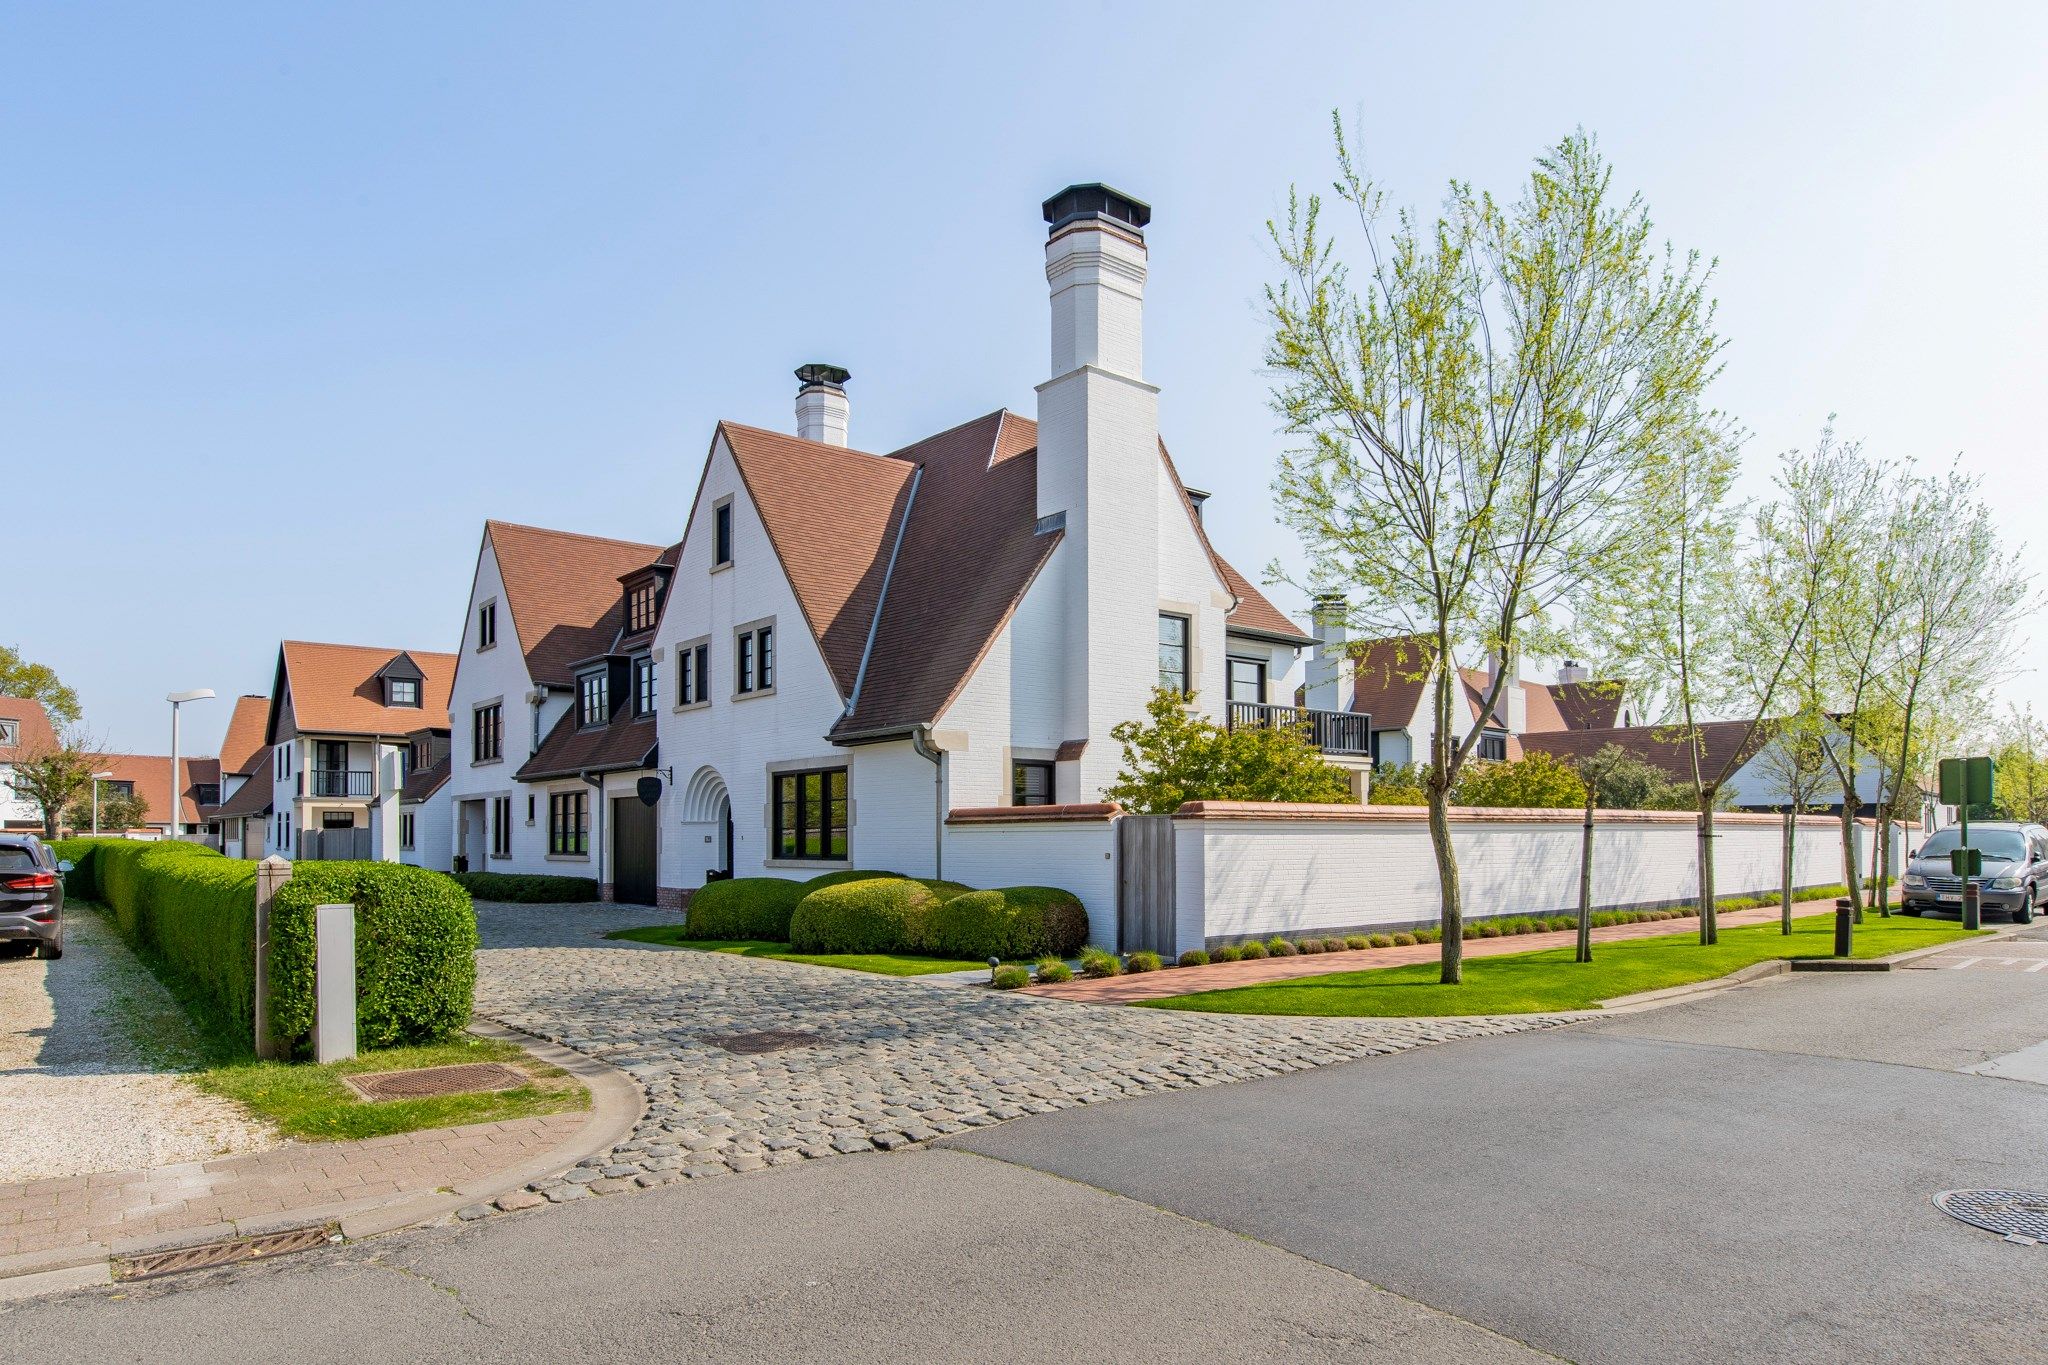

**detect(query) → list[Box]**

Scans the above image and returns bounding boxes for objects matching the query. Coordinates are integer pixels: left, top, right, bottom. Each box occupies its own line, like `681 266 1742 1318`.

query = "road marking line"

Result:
2027 962 2048 973
1949 957 1983 969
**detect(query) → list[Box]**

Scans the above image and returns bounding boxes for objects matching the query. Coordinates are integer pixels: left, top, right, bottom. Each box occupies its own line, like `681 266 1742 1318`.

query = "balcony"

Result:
309 768 375 798
1226 702 1371 757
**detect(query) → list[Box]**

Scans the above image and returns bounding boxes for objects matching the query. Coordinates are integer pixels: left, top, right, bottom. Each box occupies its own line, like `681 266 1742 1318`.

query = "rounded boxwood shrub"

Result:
1177 949 1210 967
1078 946 1121 978
1126 950 1162 973
1267 937 1298 957
788 877 954 955
687 877 807 941
274 861 478 1050
801 868 902 892
922 886 1089 960
991 965 1029 990
1034 956 1074 983
1237 940 1268 960
1211 944 1242 962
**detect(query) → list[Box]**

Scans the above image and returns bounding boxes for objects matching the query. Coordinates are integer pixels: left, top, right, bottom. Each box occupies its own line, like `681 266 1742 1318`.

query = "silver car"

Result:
1899 822 2046 923
0 834 66 959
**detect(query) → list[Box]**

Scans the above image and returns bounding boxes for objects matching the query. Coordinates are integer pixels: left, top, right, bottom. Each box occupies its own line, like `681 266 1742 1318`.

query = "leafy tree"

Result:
1449 751 1586 809
63 781 148 833
10 725 102 838
1366 763 1428 805
1993 706 2048 825
1266 120 1723 982
0 645 81 727
1104 689 1354 814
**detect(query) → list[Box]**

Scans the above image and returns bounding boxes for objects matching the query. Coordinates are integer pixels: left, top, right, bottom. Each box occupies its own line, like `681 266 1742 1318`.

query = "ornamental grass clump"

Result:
1321 938 1346 953
1178 949 1210 967
1034 956 1074 984
1078 946 1122 979
1267 937 1298 957
1211 944 1243 962
1391 932 1417 946
1343 935 1369 950
992 965 1030 990
1238 940 1268 960
1368 934 1393 949
1126 950 1163 973
1297 939 1324 955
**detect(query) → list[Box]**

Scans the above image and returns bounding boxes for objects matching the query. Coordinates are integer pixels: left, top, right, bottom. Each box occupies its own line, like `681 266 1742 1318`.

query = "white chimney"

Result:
1304 596 1350 712
1035 184 1160 797
794 364 851 446
1557 659 1590 685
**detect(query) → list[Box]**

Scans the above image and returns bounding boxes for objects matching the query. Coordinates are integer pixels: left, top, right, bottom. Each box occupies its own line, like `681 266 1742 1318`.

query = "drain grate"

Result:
1934 1189 2048 1244
704 1029 823 1055
115 1224 337 1281
342 1061 529 1101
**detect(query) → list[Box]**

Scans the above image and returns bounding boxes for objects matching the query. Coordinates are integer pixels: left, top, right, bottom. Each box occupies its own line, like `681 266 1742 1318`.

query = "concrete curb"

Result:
1598 959 1792 1012
0 1021 644 1303
1787 924 2020 972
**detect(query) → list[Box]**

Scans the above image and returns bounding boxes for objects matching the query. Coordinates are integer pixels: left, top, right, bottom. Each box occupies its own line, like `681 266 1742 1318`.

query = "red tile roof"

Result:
272 641 456 739
400 752 451 803
0 697 60 759
96 753 221 827
1518 719 1778 786
1158 440 1311 645
1345 635 1436 731
517 709 657 781
217 695 271 776
212 767 273 819
1545 680 1626 731
485 521 666 688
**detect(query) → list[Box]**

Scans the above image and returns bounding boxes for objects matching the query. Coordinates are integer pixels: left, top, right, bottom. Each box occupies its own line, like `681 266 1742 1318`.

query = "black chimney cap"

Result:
1041 183 1150 236
795 363 851 390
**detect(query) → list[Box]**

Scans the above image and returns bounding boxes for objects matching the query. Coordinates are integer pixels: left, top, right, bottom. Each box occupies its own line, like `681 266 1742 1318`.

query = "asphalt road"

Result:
948 930 2048 1364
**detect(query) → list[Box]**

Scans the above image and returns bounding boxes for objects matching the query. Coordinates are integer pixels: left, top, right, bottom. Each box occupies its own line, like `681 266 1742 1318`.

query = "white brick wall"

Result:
945 820 1120 947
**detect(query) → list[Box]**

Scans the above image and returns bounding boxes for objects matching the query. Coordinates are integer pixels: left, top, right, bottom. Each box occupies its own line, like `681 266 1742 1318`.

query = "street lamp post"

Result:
90 770 114 836
166 689 215 840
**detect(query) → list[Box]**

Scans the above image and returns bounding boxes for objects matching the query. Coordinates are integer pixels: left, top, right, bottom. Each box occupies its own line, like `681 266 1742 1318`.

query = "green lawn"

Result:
1142 912 1983 1018
192 1035 589 1141
603 926 993 977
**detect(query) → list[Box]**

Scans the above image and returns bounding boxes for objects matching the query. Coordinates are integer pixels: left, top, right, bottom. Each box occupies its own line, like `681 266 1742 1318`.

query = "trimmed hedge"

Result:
920 886 1089 960
72 841 260 1032
270 862 477 1051
48 836 129 902
786 877 969 955
452 871 597 903
687 877 809 941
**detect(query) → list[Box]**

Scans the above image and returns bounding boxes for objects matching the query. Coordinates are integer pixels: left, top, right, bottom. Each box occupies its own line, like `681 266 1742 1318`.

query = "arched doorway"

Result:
679 766 733 882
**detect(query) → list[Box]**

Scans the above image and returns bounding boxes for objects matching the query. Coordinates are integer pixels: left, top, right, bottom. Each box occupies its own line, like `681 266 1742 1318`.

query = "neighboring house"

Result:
639 185 1337 908
388 725 453 871
250 641 456 861
0 697 61 831
1520 719 1888 815
87 753 222 838
1307 626 1631 769
214 694 273 858
445 521 672 892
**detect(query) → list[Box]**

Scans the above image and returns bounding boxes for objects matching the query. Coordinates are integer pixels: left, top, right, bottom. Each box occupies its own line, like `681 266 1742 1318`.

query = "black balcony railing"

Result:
310 768 375 798
1226 702 1371 757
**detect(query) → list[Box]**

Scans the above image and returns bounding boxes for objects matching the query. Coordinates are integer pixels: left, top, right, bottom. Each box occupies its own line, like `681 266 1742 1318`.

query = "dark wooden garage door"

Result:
611 796 658 906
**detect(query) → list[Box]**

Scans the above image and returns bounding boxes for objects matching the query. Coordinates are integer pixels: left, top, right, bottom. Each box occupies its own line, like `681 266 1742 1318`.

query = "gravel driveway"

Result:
0 910 274 1183
473 901 1576 1196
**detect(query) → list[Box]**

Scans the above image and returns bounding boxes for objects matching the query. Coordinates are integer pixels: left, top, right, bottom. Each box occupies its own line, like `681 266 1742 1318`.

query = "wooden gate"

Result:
1116 815 1176 955
611 797 659 906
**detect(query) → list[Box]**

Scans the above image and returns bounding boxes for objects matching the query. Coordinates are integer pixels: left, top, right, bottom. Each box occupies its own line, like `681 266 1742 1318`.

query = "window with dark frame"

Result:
478 601 497 650
387 677 420 707
714 501 733 566
322 810 355 830
1226 657 1267 705
633 655 657 716
1478 731 1508 762
772 767 847 860
401 811 416 850
549 790 588 856
735 626 773 695
677 641 709 705
578 670 608 728
627 583 658 633
473 703 503 762
1158 613 1190 695
490 796 511 857
194 783 219 807
1012 761 1055 807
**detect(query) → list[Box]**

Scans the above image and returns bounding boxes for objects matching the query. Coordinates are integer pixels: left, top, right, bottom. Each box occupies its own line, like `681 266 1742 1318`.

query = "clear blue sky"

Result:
7 1 2044 756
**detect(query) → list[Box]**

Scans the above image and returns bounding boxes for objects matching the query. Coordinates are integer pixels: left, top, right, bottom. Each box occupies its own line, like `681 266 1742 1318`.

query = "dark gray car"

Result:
1899 821 2046 923
0 833 66 959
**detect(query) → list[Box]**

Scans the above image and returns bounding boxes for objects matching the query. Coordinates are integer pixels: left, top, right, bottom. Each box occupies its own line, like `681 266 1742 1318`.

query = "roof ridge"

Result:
718 419 900 465
486 519 665 554
884 408 1014 459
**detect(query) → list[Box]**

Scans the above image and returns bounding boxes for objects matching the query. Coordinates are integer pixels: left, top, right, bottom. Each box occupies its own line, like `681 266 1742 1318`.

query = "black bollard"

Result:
1834 897 1853 958
1962 883 1982 932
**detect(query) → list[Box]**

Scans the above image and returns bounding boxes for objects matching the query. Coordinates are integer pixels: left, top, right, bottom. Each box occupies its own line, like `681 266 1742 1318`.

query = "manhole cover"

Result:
115 1224 337 1281
704 1029 822 1055
1934 1189 2048 1243
342 1061 529 1101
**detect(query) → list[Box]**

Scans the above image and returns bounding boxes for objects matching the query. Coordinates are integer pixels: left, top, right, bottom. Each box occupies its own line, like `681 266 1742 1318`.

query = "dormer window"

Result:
387 677 419 707
578 670 609 728
0 719 17 746
632 655 657 716
627 583 659 633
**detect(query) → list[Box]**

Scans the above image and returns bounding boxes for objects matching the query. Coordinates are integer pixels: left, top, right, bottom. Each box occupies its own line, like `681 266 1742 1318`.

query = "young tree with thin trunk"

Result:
11 725 103 838
1266 119 1725 983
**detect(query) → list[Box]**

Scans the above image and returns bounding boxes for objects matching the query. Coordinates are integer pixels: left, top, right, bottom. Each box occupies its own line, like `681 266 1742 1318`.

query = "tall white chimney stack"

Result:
794 364 851 446
1034 184 1161 798
1304 596 1351 712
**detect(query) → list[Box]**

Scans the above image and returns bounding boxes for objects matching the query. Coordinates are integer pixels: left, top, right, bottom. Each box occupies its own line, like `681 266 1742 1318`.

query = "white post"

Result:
314 902 357 1063
253 856 291 1060
168 702 182 840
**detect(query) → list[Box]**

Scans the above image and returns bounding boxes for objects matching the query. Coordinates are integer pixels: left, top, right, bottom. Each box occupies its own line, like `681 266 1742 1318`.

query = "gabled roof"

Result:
517 709 658 781
400 752 451 804
1158 440 1311 646
96 754 221 827
0 697 59 758
717 421 919 699
484 521 666 689
270 641 456 739
1345 635 1436 730
1519 719 1778 786
212 765 273 819
217 695 271 776
1546 680 1626 731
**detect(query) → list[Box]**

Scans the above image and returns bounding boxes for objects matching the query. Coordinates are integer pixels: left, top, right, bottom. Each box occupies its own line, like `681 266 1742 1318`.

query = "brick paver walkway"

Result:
0 1112 585 1267
1026 899 1849 1004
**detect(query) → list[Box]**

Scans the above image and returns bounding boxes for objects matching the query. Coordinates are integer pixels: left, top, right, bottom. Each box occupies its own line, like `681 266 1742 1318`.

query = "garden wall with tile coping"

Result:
945 804 1120 947
1170 803 1903 955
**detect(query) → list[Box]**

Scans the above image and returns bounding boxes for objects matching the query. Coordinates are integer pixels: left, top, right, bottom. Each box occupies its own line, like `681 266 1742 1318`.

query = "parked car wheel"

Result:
2016 886 2037 925
33 940 61 960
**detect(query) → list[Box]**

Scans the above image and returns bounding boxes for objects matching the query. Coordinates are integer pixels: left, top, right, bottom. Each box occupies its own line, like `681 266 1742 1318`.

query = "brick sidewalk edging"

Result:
0 1023 642 1301
1024 898 1857 1005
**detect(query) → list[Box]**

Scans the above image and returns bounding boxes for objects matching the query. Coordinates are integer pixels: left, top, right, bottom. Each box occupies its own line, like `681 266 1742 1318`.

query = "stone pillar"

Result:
253 855 291 1060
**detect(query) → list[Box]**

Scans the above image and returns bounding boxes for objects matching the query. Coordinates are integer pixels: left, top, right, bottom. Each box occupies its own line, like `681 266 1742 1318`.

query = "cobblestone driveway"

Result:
473 902 1577 1201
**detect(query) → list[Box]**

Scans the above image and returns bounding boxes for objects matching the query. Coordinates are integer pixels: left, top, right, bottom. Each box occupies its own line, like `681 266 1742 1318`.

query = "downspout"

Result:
583 770 605 894
911 726 944 881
